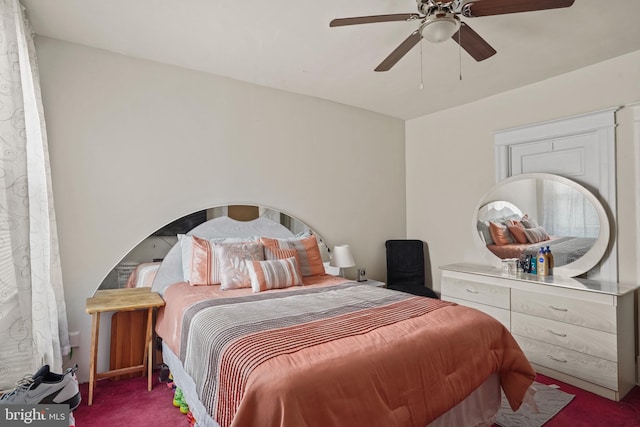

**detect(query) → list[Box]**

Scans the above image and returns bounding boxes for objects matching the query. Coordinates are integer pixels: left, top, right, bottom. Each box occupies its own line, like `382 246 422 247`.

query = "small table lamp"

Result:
330 245 355 278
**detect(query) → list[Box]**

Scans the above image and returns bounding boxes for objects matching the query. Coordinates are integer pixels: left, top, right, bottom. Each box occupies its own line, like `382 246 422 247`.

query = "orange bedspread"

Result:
156 281 535 427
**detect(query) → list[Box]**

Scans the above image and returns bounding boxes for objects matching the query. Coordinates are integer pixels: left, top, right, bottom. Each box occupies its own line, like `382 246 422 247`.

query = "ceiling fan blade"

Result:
452 22 496 61
463 0 575 18
330 14 420 27
375 30 422 72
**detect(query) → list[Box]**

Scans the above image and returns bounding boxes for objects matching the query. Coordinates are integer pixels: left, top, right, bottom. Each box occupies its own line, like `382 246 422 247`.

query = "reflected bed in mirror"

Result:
97 205 328 292
473 173 609 278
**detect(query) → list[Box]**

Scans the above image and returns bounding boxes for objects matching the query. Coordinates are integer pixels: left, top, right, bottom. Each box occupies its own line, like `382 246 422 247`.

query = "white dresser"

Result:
440 263 638 401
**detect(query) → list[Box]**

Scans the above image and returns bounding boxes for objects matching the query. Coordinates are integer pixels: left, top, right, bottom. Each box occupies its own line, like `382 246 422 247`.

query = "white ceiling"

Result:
22 0 640 120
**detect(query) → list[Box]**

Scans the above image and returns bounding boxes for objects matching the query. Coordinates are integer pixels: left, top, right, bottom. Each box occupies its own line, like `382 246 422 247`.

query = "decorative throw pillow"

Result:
477 220 494 245
260 235 325 277
521 214 539 229
488 221 515 246
507 222 528 244
523 226 551 244
264 247 298 261
247 257 302 292
215 242 264 290
179 235 221 285
179 235 251 285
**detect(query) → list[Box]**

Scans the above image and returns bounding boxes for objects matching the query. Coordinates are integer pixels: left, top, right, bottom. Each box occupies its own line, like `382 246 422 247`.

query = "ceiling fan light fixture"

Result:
420 12 460 43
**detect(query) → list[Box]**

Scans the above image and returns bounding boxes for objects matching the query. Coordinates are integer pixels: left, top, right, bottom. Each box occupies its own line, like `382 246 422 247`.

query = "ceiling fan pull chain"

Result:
458 28 463 81
420 39 424 90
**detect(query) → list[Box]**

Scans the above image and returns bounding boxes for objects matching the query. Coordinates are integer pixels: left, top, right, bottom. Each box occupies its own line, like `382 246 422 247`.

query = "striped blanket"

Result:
166 283 536 427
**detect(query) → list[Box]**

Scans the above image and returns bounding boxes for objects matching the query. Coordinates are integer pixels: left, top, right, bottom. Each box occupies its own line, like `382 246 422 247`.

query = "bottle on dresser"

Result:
530 253 537 275
546 245 554 275
537 247 549 276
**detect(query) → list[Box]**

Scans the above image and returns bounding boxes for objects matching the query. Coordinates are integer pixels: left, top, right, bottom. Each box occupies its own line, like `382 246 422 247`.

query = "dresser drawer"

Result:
515 335 618 390
441 276 509 309
511 289 615 333
443 296 511 330
511 312 617 361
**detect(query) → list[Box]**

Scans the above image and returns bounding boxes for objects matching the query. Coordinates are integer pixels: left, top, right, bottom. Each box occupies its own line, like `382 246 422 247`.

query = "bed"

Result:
486 235 596 264
151 215 535 427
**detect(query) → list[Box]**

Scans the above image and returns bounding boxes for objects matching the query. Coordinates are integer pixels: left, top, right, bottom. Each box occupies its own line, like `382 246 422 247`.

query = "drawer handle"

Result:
547 355 568 363
547 329 567 338
465 288 479 294
548 305 568 312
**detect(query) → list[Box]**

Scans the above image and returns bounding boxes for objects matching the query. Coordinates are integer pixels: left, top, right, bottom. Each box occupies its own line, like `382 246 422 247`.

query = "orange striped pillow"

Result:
507 221 528 244
488 221 515 246
184 235 220 285
247 257 303 292
260 235 325 277
264 247 298 261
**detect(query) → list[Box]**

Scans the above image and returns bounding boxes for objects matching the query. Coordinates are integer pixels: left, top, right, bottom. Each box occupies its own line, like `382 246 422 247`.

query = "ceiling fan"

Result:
330 0 575 71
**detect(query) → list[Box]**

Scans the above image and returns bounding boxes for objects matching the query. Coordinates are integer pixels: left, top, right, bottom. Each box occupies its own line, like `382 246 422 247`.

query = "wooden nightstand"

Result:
85 287 164 406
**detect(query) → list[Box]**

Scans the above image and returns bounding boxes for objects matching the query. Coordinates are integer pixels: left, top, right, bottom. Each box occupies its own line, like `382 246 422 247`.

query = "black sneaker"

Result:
0 365 81 410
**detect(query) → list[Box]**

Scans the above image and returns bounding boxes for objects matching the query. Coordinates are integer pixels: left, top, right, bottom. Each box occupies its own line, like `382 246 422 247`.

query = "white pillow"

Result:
215 242 265 290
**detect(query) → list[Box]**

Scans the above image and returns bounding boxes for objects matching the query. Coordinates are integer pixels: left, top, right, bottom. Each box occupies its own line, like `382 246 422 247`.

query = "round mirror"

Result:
472 173 610 278
97 205 328 292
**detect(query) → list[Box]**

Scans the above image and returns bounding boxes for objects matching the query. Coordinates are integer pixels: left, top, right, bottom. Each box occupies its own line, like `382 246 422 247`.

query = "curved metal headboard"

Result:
151 216 296 295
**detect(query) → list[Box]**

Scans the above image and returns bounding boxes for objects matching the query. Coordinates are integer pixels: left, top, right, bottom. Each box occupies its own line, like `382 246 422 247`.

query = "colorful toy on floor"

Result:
179 401 189 415
173 388 184 407
166 372 176 389
187 411 195 425
172 387 190 415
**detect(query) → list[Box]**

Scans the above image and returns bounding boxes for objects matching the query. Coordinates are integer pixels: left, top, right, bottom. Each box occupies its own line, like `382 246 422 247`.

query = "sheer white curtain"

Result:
541 180 599 238
0 0 69 390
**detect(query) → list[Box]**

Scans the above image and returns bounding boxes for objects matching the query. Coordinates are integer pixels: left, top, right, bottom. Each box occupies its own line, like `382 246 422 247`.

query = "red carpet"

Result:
73 371 189 426
534 374 640 427
75 371 640 426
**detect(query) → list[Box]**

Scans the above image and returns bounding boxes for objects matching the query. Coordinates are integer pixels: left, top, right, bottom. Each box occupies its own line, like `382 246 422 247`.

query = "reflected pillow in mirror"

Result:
488 221 515 246
260 235 325 276
477 220 494 245
247 257 303 292
521 214 539 229
215 242 265 290
523 226 551 243
507 222 528 244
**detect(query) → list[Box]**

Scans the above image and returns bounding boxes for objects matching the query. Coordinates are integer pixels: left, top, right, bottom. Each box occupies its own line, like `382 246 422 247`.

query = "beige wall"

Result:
406 49 640 291
37 33 640 383
36 37 406 382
